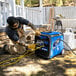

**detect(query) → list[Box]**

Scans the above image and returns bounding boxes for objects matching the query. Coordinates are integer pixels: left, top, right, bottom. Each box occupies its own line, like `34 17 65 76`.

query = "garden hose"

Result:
0 44 44 67
59 39 76 55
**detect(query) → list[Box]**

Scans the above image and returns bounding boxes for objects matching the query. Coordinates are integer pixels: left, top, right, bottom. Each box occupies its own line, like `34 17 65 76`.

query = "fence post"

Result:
0 2 1 26
3 2 6 26
8 0 12 16
39 0 43 25
9 0 16 16
20 0 25 18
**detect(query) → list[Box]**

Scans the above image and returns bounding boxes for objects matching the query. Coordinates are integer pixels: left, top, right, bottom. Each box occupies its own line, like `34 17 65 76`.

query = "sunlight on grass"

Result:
37 59 50 64
3 64 46 76
65 68 76 76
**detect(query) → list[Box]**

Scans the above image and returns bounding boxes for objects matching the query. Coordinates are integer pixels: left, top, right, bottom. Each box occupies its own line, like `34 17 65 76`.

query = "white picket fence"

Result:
0 0 76 29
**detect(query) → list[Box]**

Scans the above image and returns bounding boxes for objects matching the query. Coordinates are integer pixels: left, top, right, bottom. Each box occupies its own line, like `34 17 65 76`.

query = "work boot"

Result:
2 44 9 54
3 44 9 51
0 45 9 55
0 48 5 55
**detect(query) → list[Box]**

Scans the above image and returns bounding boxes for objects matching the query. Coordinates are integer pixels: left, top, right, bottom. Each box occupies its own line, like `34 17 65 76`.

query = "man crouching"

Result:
4 16 41 54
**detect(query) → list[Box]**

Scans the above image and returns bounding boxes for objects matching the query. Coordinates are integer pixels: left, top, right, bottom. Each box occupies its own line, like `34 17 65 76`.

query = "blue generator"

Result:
35 31 64 59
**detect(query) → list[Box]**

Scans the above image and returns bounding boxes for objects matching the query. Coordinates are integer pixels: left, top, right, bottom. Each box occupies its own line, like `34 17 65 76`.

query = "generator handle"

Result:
41 33 63 37
41 34 49 36
41 34 50 37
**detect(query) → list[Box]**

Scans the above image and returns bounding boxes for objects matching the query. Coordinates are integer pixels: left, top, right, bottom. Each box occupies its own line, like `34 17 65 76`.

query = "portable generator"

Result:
35 31 64 59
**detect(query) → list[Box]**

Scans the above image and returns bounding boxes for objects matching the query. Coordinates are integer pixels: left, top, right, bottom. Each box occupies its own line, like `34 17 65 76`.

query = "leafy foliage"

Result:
24 0 39 7
15 0 76 7
15 0 20 5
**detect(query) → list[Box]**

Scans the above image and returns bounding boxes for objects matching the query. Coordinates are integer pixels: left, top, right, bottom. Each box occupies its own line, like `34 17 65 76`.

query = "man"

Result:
5 16 40 54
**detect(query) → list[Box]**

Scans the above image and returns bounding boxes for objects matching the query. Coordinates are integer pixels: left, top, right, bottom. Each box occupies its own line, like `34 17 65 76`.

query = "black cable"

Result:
59 39 76 55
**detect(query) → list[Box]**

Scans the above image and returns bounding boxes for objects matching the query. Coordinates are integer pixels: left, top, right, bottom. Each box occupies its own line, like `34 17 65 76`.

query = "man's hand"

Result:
19 42 26 46
15 40 26 46
35 30 41 36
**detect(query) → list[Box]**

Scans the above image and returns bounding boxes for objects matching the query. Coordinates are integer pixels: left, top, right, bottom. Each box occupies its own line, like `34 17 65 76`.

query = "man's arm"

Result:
14 40 26 46
27 22 36 30
16 17 41 35
6 27 26 46
16 17 36 30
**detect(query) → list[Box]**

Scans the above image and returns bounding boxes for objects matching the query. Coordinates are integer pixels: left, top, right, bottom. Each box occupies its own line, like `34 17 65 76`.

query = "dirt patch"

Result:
0 51 76 76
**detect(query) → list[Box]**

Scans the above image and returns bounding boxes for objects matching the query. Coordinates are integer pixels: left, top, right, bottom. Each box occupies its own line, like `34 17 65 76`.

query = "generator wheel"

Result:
61 49 65 55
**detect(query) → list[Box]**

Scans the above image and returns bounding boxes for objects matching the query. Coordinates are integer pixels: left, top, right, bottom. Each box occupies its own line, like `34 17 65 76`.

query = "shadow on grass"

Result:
0 53 76 76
